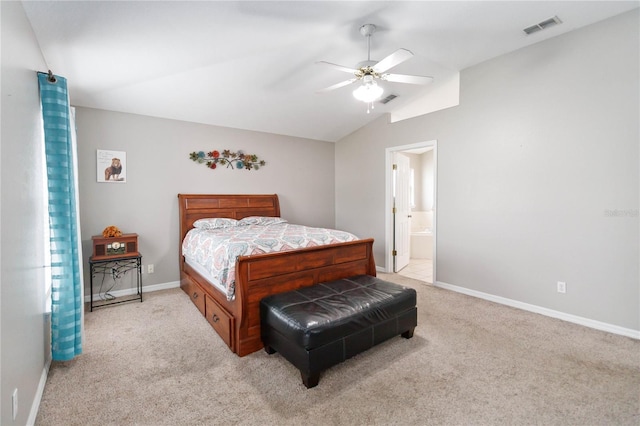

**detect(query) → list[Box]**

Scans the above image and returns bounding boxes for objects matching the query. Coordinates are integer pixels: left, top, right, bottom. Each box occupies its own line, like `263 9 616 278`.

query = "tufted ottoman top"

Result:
260 275 416 350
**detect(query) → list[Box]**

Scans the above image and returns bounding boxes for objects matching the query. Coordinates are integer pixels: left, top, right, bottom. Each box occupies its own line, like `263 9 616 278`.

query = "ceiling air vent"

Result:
523 16 562 35
379 94 398 104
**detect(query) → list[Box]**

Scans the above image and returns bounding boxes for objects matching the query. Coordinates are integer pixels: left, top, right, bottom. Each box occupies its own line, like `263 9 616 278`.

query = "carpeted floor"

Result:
36 274 640 425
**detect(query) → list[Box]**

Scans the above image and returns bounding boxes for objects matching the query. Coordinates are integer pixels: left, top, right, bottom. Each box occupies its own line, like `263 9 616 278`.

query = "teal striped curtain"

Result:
38 72 83 361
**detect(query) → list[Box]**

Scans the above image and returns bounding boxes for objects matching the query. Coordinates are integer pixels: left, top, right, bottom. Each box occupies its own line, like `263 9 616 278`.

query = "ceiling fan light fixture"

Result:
353 79 383 103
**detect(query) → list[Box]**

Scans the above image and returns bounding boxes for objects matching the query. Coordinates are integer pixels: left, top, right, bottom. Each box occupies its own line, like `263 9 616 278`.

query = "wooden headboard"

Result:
177 194 280 244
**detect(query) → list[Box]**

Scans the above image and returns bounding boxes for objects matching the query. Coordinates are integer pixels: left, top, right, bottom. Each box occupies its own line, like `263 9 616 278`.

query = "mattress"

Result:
182 217 359 300
184 255 227 295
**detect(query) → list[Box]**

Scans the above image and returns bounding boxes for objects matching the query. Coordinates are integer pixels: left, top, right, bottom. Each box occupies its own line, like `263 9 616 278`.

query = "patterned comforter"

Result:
182 220 358 300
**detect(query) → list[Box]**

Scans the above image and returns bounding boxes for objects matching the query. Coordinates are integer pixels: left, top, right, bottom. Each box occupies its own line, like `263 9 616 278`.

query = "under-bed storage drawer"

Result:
182 278 205 316
205 295 233 348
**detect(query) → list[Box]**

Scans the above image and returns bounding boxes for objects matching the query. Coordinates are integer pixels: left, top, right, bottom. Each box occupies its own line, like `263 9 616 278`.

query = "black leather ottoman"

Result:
260 275 417 388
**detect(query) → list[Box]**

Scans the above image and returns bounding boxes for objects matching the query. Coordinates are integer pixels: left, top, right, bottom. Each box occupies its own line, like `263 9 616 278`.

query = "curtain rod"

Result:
37 70 57 83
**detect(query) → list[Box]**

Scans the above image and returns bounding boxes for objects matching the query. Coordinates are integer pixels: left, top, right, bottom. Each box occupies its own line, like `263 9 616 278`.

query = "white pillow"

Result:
238 216 287 226
193 217 239 229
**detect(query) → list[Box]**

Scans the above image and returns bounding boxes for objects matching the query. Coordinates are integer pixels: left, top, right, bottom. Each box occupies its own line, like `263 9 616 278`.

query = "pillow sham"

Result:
238 216 288 226
193 217 239 229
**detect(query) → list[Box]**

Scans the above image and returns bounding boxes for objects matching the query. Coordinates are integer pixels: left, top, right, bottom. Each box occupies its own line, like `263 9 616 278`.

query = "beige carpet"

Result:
36 274 640 425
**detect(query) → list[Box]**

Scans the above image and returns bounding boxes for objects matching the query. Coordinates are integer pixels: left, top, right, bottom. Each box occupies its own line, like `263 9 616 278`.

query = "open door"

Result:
393 153 411 272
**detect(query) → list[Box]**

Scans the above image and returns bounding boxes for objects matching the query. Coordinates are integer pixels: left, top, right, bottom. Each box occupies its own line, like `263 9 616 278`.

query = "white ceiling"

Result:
22 1 638 142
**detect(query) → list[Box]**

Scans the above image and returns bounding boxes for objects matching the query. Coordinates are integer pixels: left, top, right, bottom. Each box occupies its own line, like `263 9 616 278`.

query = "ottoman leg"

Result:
301 371 320 389
401 327 415 339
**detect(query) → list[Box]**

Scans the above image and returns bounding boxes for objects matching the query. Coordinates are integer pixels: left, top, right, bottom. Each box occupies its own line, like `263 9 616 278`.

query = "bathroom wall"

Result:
406 153 423 211
421 150 435 211
406 150 435 213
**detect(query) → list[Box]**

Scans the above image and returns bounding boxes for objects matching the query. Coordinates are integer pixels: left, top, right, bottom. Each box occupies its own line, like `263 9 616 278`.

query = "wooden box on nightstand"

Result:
91 233 139 260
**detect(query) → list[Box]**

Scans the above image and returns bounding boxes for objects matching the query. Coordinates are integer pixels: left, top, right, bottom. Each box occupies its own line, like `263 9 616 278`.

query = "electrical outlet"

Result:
12 388 18 421
148 264 154 274
557 281 566 294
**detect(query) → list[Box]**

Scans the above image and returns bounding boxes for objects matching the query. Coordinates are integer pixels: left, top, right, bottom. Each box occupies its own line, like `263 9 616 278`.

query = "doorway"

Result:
385 140 437 283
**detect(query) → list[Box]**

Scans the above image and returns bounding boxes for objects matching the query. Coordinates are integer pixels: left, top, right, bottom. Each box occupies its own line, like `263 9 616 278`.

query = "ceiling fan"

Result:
316 24 433 113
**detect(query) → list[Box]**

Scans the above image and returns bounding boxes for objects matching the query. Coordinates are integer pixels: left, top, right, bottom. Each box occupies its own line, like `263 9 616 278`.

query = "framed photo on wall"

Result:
97 150 126 183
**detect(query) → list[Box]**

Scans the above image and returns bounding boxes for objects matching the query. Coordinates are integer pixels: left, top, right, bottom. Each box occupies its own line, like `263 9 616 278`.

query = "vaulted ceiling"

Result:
22 1 638 142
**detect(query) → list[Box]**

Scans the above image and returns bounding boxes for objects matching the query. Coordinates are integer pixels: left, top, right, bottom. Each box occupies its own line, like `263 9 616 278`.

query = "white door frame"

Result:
385 140 438 278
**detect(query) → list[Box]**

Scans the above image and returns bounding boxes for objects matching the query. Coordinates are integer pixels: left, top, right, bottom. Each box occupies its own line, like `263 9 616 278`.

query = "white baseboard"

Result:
28 358 51 426
84 281 180 303
434 280 640 340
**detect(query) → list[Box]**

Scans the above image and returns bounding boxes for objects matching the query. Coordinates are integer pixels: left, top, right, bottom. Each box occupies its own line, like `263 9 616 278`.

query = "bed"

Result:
178 194 376 357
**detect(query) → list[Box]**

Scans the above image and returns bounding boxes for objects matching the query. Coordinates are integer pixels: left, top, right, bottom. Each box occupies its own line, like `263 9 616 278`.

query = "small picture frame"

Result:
97 150 126 183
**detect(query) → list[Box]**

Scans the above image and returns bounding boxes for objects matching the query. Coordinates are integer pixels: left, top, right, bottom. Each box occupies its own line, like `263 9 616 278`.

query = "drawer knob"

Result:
212 314 219 323
192 292 198 299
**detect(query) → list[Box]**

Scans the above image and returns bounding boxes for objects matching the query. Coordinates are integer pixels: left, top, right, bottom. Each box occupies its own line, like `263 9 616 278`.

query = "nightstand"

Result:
89 233 143 311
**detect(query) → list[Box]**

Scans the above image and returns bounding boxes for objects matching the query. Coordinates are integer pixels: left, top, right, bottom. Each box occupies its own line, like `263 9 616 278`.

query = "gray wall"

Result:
336 10 639 331
75 108 336 291
1 1 50 424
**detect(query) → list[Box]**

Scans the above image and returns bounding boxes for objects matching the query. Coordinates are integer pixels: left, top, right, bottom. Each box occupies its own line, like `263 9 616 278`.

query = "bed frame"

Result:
178 194 377 357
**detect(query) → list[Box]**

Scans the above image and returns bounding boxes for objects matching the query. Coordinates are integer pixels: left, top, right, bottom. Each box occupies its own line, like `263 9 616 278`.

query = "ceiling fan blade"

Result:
382 73 433 85
373 48 414 73
316 78 357 94
315 61 358 74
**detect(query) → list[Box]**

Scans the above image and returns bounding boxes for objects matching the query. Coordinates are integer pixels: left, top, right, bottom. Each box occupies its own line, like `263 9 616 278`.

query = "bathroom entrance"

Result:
386 140 437 284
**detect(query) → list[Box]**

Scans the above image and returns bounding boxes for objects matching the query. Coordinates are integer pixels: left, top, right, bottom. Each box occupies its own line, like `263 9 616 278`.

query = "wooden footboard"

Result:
178 194 376 357
234 238 375 356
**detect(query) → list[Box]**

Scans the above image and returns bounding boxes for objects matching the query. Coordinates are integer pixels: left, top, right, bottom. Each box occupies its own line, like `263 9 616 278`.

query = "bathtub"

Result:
410 229 433 259
410 210 434 259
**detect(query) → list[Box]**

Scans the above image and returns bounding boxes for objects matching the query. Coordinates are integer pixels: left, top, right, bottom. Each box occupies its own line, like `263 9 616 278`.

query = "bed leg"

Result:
301 371 320 389
401 328 415 339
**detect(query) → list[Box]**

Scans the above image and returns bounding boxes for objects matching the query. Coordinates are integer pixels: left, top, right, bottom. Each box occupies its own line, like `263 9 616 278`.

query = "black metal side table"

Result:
89 254 142 311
